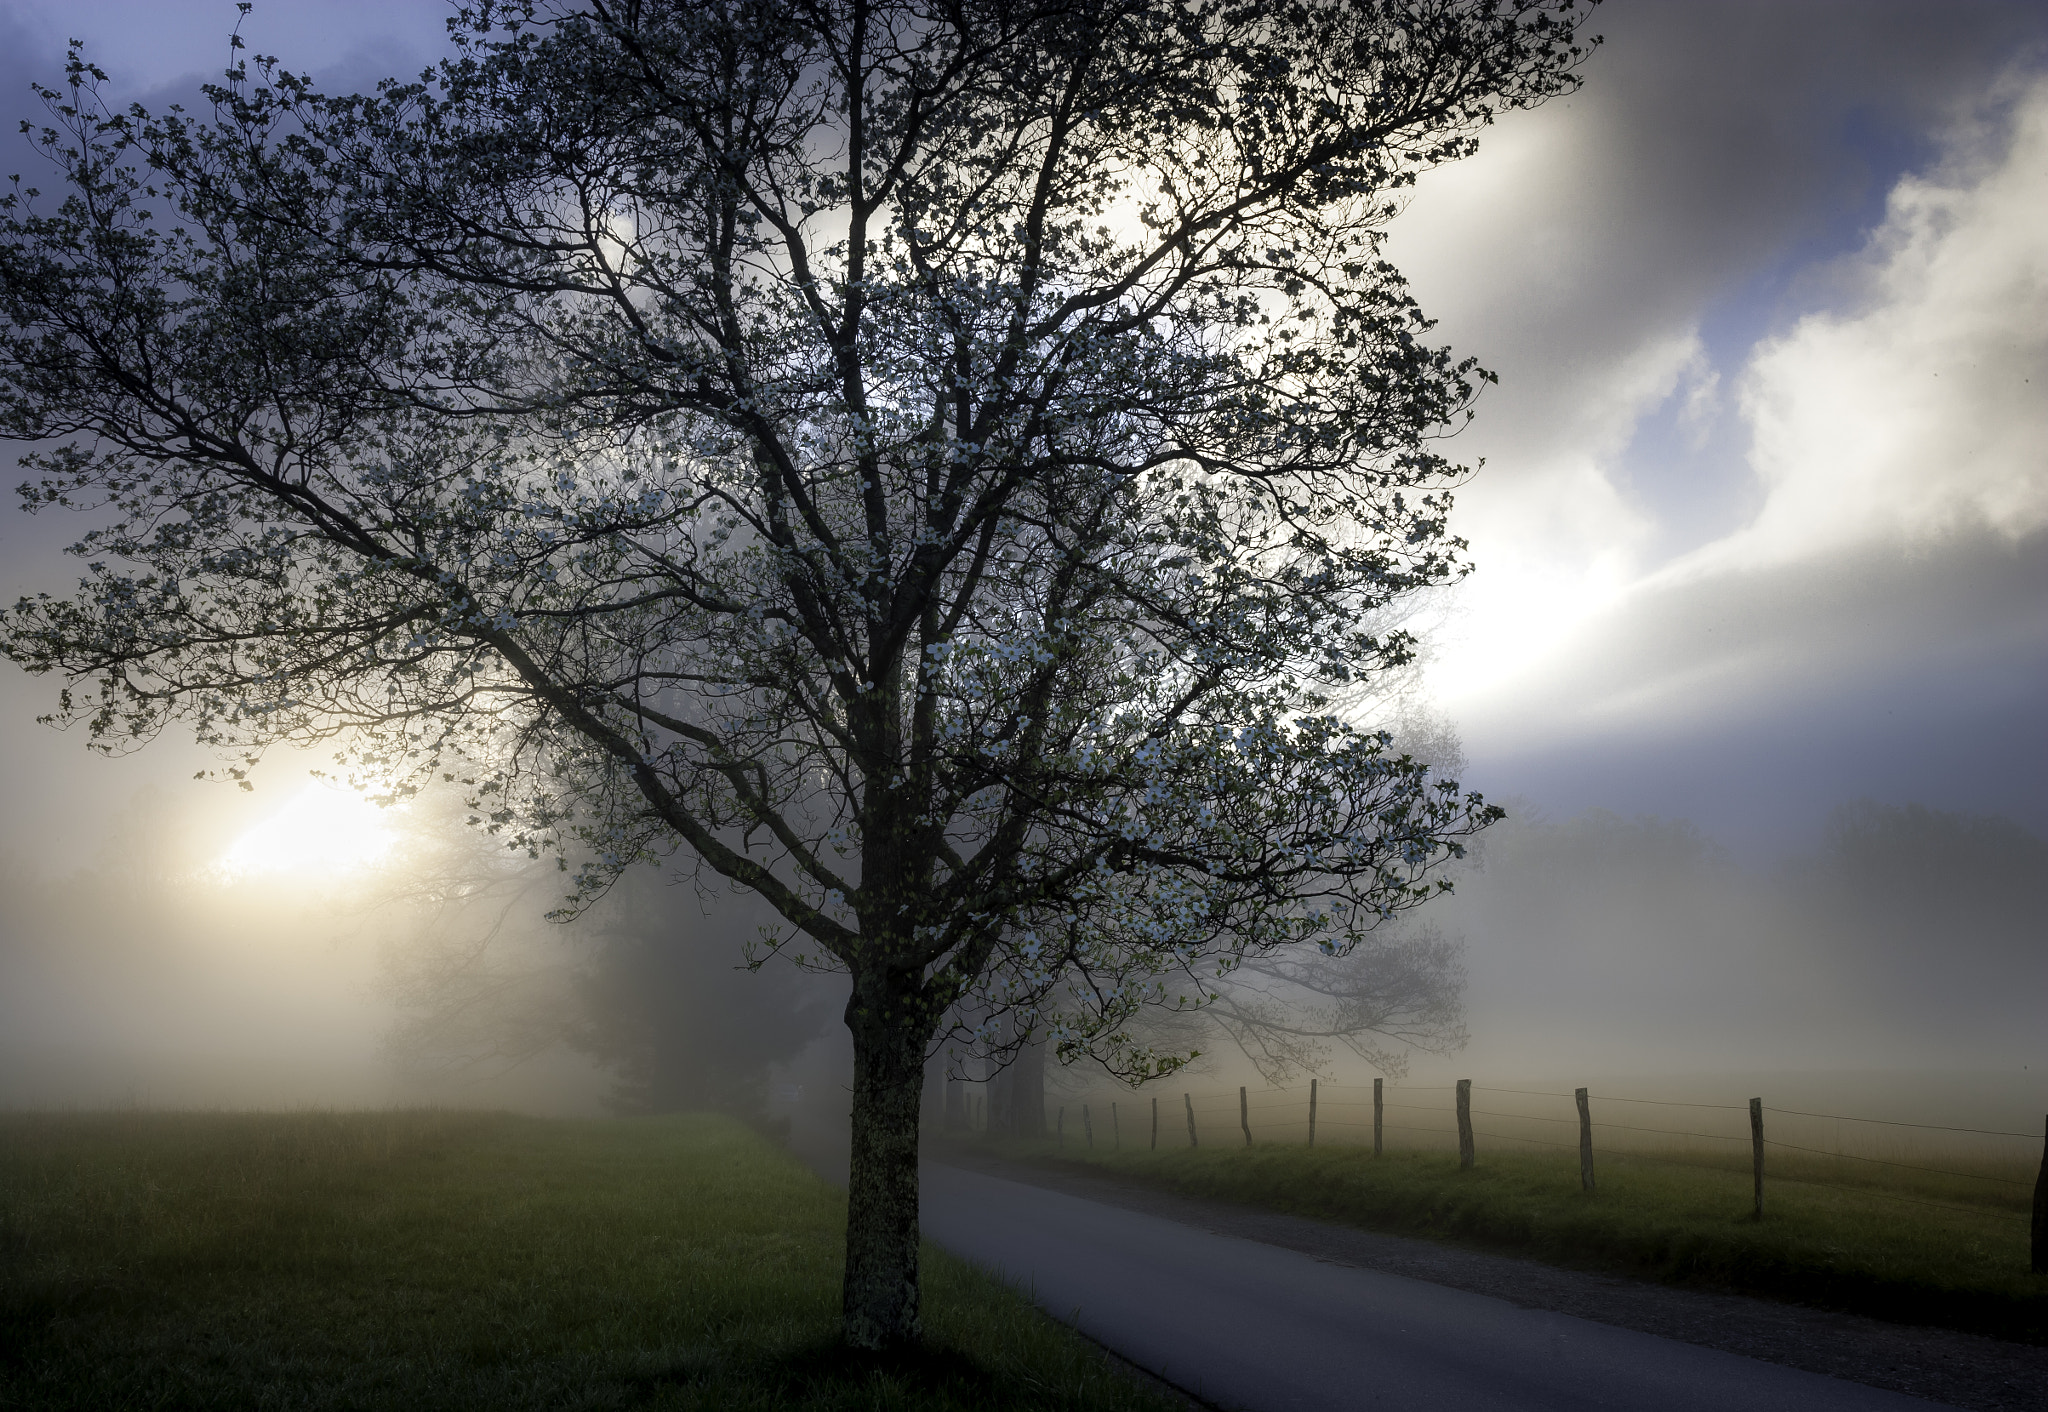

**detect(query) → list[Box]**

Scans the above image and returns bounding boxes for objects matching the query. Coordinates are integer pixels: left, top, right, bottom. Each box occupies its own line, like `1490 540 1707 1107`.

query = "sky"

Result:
2 0 2041 867
0 2 2043 1103
1382 0 2048 854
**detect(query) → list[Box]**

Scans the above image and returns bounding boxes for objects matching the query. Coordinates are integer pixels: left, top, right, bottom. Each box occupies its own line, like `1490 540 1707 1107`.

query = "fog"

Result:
3 773 2038 1153
0 788 396 1109
1427 800 2048 1078
0 782 841 1115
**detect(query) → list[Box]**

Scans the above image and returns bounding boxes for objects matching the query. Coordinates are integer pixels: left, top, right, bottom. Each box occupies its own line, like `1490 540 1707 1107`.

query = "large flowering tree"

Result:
0 0 1592 1345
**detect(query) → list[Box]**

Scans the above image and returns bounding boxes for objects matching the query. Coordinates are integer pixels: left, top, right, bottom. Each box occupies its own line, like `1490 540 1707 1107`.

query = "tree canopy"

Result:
0 0 1594 1346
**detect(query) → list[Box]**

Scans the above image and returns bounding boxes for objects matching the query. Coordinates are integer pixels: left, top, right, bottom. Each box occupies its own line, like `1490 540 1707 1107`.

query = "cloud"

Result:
1594 75 2048 721
1398 54 2048 856
1466 523 2048 748
1389 4 2048 719
1719 79 2048 567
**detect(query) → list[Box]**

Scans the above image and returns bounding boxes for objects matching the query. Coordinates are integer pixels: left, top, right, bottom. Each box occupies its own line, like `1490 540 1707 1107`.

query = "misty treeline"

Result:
383 762 1476 1122
6 784 2036 1115
1434 798 2048 1071
386 864 838 1118
0 773 1467 1119
366 712 1468 1123
390 870 1471 1124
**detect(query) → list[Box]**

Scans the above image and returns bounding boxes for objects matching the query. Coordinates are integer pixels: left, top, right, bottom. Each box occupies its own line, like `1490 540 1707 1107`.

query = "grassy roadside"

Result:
0 1111 1186 1412
958 1136 2048 1344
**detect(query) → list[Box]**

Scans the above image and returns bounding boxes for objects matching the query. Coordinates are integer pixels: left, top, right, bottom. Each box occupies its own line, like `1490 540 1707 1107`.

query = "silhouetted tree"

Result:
0 0 1591 1345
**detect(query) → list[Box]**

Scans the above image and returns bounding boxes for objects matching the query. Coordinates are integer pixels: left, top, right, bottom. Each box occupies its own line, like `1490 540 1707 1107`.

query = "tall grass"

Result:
0 1111 1186 1411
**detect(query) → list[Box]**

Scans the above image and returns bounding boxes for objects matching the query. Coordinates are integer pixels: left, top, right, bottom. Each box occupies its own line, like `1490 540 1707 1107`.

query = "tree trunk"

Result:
1007 1035 1047 1139
841 978 931 1349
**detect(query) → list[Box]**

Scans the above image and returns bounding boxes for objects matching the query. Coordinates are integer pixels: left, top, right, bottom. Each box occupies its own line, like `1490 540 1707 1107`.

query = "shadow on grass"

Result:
754 1338 1068 1403
511 1336 1137 1411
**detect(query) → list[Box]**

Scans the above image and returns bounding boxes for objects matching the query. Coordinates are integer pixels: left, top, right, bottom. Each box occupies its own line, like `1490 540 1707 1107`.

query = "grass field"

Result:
968 1134 2048 1343
0 1111 1186 1411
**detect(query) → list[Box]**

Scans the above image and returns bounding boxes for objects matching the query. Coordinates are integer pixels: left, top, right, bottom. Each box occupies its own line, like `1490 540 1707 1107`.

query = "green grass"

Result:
0 1111 1186 1411
973 1136 2048 1343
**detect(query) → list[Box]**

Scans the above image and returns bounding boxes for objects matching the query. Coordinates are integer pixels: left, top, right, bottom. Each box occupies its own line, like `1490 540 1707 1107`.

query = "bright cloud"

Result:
1697 78 2048 572
1422 327 1703 706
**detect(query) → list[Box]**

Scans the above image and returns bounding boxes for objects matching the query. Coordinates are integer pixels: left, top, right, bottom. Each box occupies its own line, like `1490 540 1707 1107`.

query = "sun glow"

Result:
218 782 399 880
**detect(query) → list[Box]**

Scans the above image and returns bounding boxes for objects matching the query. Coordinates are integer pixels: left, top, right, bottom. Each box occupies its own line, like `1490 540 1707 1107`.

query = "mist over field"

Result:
0 784 843 1114
1432 800 2048 1078
2 781 2040 1148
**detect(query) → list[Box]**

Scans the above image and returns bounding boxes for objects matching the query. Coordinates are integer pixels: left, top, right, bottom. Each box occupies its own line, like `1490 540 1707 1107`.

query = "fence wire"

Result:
1054 1079 2044 1219
1763 1107 2039 1140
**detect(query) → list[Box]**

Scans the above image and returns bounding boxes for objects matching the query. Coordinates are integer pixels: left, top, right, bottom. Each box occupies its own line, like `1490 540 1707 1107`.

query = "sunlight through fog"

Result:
215 782 399 881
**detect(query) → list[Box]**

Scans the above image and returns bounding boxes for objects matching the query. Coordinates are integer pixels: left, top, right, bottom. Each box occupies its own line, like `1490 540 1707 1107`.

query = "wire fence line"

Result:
1759 1140 2033 1186
1043 1078 2048 1239
1162 1083 2045 1146
1590 1121 1745 1142
1475 1085 1748 1111
1057 1081 2045 1142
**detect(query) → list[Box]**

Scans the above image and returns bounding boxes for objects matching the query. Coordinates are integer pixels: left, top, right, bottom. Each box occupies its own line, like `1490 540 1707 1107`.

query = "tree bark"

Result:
841 974 931 1349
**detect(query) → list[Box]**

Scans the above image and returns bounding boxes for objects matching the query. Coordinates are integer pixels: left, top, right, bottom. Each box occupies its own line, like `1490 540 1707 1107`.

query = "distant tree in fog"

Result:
382 845 831 1116
1203 919 1466 1081
1782 801 2048 1004
1400 800 2048 1069
1799 801 2046 930
568 877 834 1117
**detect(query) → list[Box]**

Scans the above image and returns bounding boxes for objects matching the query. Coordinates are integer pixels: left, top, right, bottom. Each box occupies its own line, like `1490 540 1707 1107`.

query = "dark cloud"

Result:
1396 0 2048 469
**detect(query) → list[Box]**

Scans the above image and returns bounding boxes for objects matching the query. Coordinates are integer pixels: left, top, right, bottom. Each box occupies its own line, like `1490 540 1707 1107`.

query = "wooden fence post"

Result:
1576 1087 1595 1192
1185 1092 1199 1148
1112 1101 1120 1151
1308 1078 1318 1148
2031 1114 2046 1274
1750 1097 1765 1219
1151 1095 1159 1151
1373 1077 1383 1156
1240 1086 1252 1147
1083 1103 1094 1150
1456 1079 1474 1169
